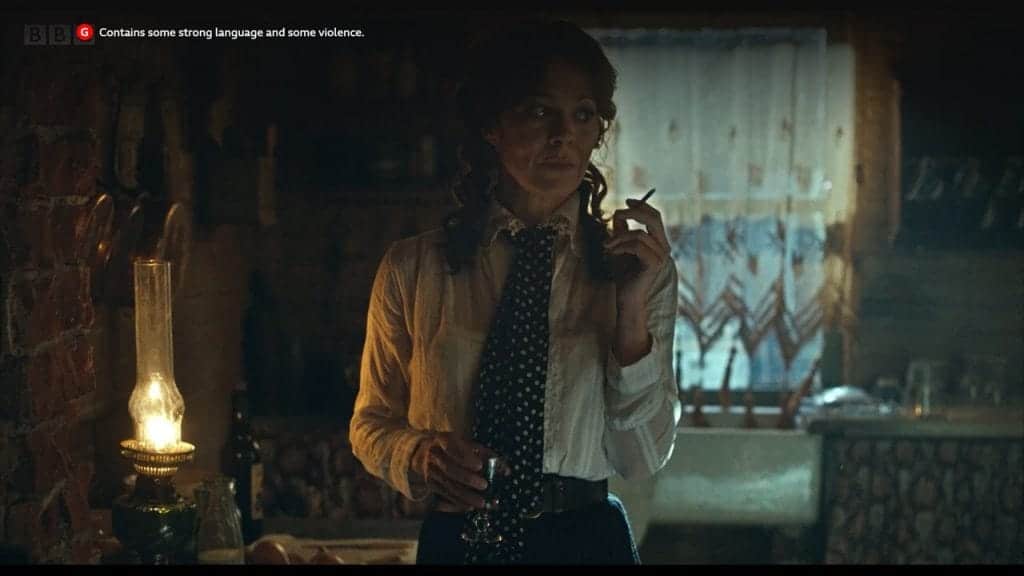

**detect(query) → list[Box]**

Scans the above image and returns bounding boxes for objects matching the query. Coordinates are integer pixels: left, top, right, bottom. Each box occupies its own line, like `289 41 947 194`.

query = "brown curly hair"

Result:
442 18 618 281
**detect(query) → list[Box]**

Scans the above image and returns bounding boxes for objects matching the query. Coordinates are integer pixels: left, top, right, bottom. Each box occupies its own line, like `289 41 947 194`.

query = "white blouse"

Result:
349 192 681 501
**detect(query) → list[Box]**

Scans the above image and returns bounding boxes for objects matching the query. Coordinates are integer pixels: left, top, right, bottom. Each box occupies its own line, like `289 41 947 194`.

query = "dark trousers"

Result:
415 493 640 565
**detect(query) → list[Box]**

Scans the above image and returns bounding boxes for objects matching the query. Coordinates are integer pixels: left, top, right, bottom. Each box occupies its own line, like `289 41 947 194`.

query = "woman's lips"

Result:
539 159 576 169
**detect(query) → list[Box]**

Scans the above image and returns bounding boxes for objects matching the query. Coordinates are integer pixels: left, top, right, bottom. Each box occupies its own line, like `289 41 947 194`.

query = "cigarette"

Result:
638 187 656 204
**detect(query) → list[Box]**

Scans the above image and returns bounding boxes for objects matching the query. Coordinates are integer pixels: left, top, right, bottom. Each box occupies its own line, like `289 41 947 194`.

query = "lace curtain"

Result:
590 29 856 393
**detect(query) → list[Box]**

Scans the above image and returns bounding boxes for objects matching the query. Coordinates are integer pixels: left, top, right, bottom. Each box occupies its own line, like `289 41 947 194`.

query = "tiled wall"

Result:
822 436 1023 563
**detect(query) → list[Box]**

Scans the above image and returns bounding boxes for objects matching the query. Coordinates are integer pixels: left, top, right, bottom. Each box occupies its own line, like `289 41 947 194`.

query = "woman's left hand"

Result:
605 198 671 309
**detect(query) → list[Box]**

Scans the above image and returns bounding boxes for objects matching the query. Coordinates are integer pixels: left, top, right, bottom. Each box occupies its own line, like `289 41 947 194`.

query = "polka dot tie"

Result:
464 226 556 564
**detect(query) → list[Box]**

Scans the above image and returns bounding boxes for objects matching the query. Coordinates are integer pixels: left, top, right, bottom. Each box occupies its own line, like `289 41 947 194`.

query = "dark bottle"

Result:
229 386 264 544
689 386 710 428
718 345 738 413
674 349 685 407
742 389 758 429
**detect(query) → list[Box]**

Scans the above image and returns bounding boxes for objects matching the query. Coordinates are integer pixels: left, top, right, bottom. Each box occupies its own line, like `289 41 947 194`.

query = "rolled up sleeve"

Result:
349 243 432 500
603 258 682 480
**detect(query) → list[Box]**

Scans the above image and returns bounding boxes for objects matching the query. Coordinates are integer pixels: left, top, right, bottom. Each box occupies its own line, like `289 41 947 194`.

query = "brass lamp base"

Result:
111 441 197 564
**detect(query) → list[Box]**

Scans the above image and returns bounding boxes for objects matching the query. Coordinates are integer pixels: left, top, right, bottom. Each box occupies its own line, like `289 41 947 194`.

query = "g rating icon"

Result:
75 23 95 44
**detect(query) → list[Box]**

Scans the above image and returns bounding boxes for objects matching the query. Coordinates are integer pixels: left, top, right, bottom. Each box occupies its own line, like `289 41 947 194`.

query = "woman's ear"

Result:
482 126 499 147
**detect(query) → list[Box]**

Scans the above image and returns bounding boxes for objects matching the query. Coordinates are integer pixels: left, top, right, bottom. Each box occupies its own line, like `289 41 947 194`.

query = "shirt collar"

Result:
481 191 584 256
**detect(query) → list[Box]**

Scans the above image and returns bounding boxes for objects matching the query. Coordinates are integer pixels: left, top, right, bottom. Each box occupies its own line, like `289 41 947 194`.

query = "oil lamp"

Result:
111 258 196 564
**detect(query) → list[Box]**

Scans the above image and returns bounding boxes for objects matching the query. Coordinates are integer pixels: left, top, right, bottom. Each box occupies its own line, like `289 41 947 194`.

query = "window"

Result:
590 29 856 399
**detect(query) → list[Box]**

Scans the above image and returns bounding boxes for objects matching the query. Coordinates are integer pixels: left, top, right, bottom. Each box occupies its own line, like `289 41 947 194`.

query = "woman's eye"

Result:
576 108 596 122
524 105 594 122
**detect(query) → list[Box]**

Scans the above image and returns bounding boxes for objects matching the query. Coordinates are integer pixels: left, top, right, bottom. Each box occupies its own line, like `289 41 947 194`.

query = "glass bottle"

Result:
194 477 245 564
230 387 264 544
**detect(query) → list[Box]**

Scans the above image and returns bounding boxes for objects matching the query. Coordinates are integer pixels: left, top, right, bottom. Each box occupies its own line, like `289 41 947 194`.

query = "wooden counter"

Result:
806 410 1024 439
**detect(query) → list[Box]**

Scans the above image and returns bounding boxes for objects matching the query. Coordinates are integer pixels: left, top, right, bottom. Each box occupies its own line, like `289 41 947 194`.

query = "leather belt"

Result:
521 475 608 519
431 475 608 518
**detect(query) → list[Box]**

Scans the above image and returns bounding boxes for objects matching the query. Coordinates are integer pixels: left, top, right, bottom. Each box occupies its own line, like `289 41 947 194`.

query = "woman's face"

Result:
484 58 602 203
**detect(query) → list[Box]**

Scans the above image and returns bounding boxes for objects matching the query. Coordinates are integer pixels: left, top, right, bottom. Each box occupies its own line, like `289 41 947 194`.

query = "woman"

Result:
350 19 680 564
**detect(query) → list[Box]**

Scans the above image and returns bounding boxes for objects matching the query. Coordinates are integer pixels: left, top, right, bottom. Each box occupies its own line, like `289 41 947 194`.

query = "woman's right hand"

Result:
411 432 502 512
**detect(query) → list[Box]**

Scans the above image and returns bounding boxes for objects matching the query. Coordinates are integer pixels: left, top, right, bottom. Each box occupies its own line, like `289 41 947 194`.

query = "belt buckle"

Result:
554 478 567 513
522 478 556 519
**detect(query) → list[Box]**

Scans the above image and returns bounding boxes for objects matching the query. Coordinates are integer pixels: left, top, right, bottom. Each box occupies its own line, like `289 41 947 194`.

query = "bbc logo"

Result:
24 24 95 46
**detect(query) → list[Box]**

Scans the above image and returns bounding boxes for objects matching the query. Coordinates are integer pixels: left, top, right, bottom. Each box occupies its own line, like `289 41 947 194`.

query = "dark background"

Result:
0 6 1021 564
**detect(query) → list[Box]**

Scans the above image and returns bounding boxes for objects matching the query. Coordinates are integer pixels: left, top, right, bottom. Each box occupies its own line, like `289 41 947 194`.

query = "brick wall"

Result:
0 29 105 562
0 18 251 562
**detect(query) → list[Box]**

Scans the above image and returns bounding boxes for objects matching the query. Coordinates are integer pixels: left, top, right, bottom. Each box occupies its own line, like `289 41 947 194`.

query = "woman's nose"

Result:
548 113 575 145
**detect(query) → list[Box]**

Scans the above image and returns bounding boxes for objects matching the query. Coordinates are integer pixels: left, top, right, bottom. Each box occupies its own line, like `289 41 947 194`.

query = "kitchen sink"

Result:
612 422 823 543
